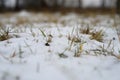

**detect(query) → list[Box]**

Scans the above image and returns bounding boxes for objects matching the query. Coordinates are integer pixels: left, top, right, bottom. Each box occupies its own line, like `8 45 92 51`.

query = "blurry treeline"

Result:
0 0 120 13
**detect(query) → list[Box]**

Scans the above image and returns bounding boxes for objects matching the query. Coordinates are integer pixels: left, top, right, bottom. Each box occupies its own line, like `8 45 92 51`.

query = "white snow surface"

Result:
0 11 120 80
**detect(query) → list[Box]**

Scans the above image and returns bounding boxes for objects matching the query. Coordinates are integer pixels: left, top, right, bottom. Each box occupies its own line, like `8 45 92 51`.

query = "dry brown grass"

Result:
90 30 104 42
0 27 11 41
80 26 91 34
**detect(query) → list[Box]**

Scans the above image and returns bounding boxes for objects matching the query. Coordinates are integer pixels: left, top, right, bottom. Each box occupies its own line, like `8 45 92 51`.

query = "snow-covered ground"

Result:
0 11 120 80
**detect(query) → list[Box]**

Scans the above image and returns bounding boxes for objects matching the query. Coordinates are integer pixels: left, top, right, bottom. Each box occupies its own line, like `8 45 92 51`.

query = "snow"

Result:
0 11 120 80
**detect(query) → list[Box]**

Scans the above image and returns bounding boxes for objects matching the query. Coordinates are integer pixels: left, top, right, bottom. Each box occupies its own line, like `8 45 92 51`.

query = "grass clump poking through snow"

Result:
74 43 84 57
80 25 91 34
0 27 11 41
39 28 53 46
90 30 104 42
79 26 104 42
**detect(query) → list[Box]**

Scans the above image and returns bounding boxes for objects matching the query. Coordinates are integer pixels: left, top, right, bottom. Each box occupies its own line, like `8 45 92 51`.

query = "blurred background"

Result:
0 0 120 14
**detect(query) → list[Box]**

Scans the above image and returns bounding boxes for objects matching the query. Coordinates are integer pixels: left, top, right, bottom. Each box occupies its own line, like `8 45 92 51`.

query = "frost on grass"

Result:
0 12 120 80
